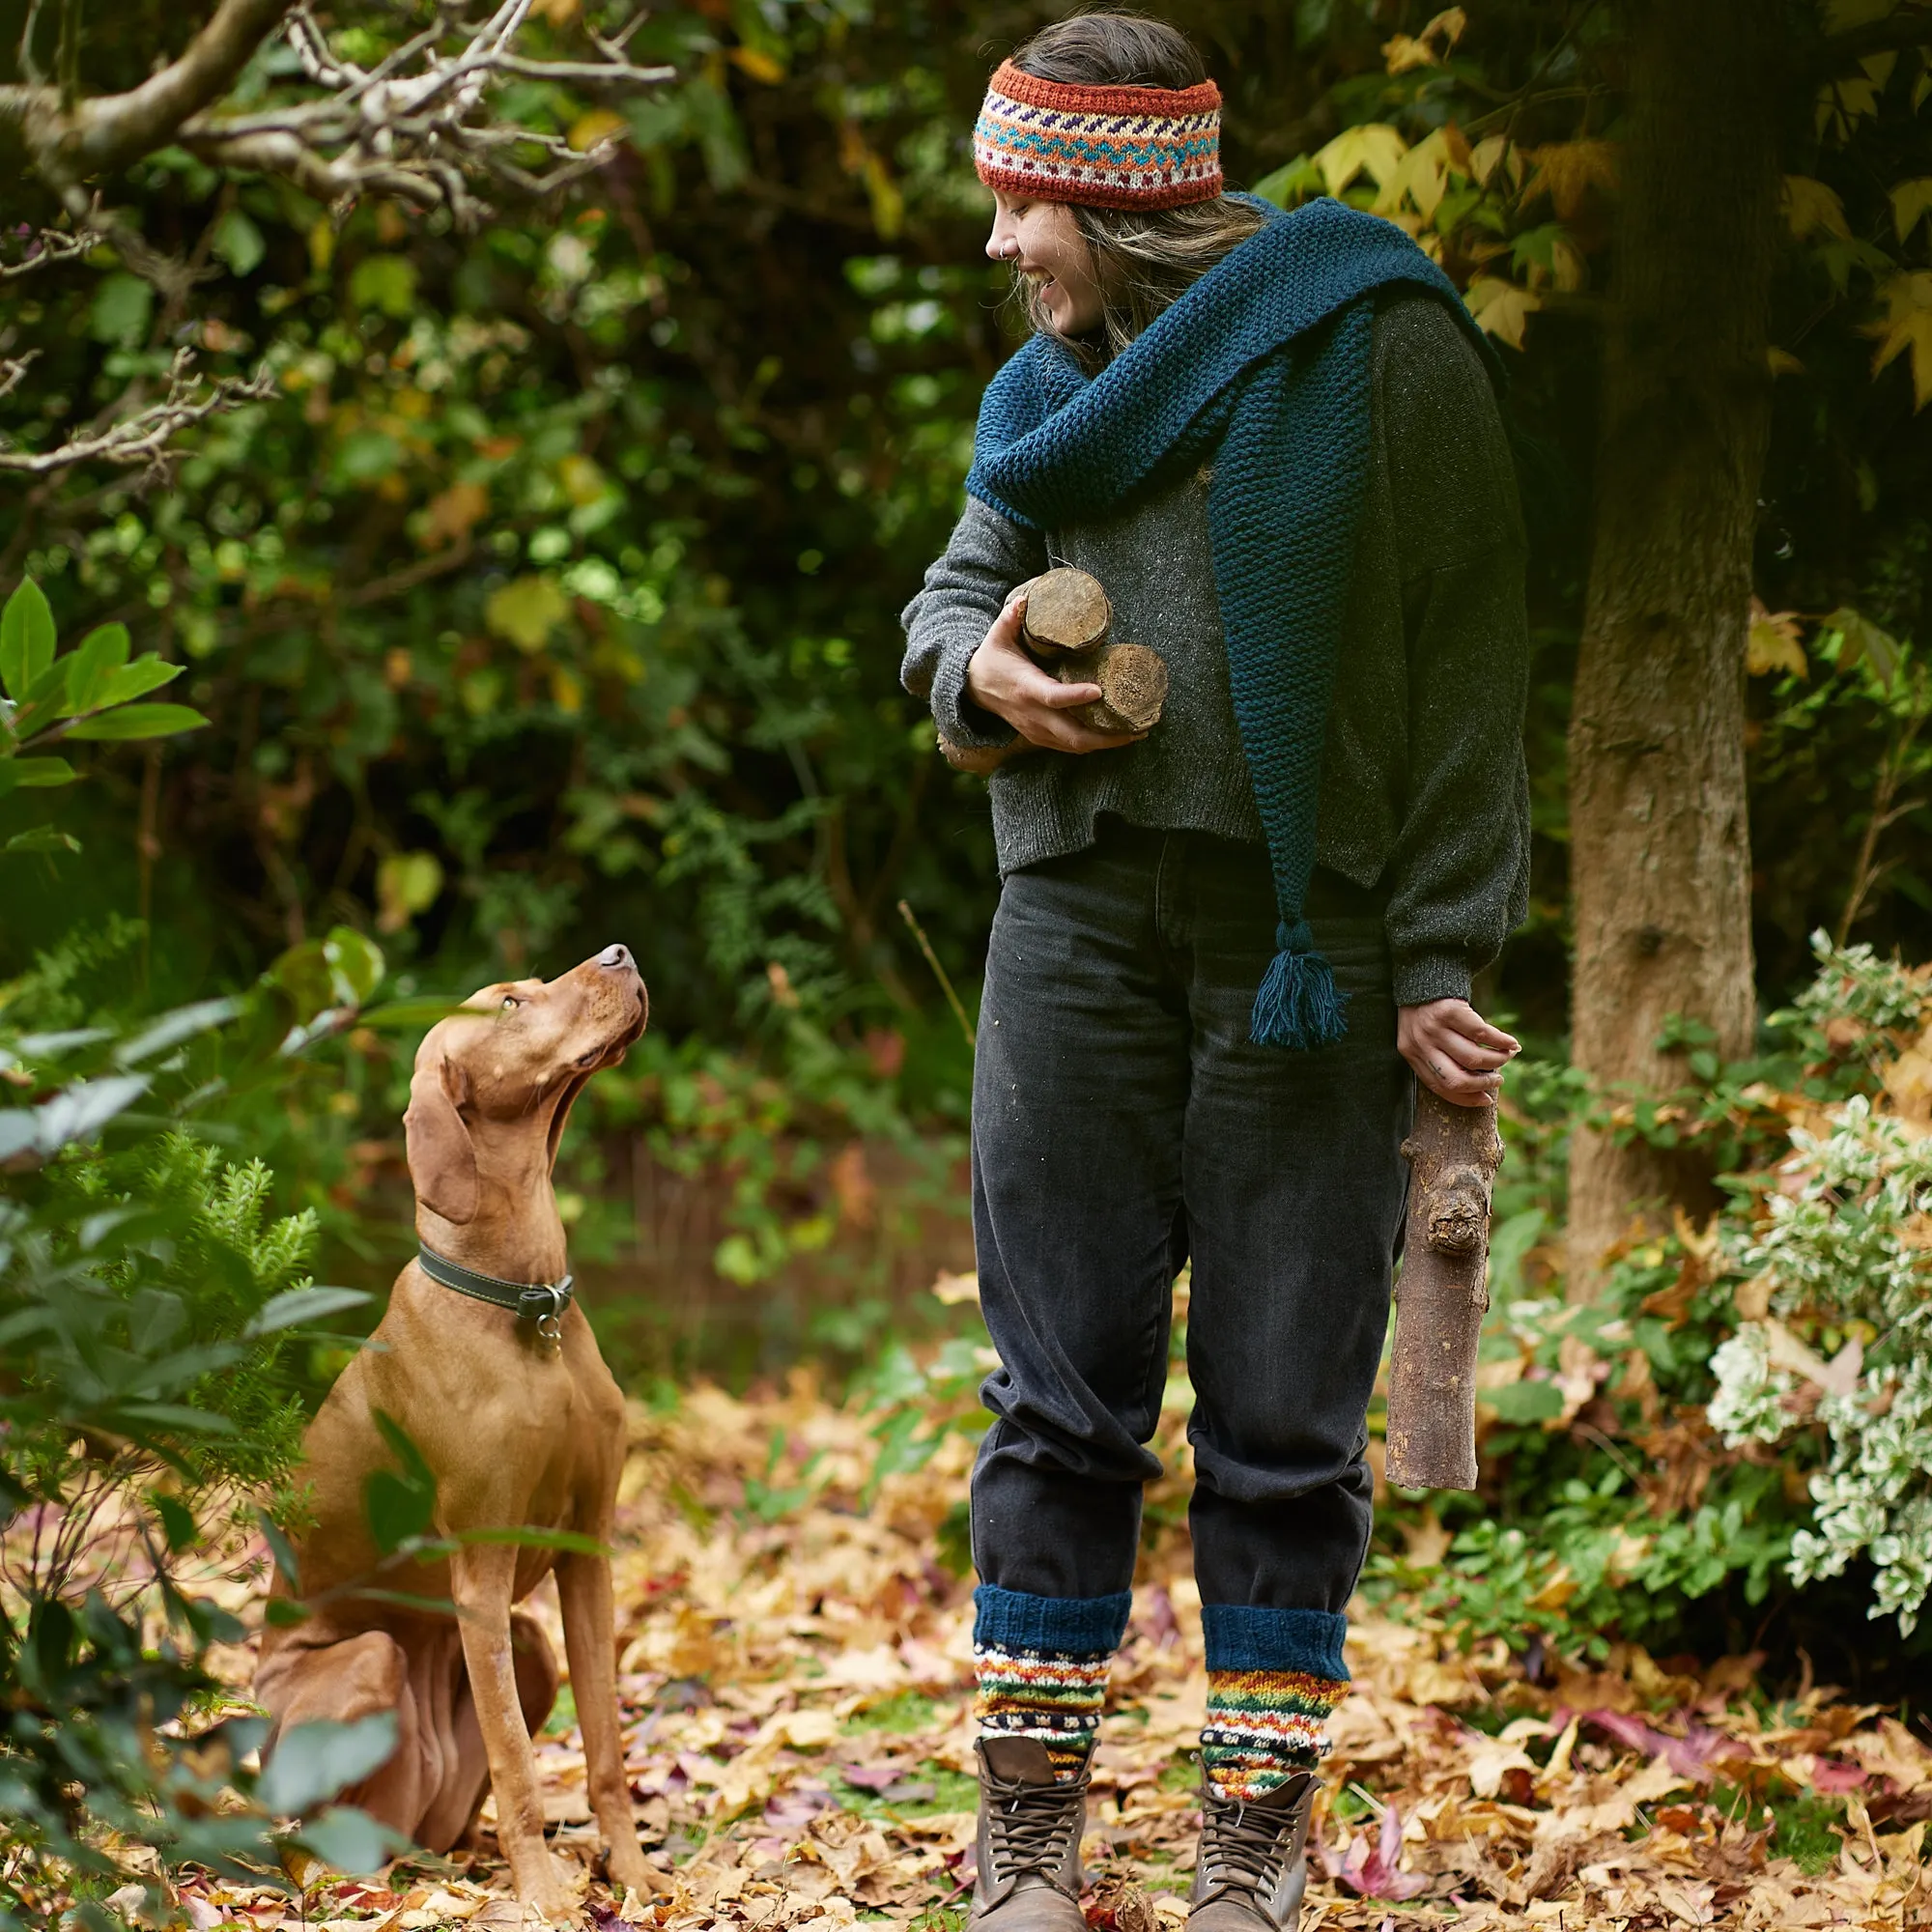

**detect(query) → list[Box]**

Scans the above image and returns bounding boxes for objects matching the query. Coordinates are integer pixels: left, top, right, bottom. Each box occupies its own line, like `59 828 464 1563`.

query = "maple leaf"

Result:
1325 1803 1427 1901
1520 139 1618 219
1469 135 1520 190
1817 73 1882 143
1374 128 1458 221
1865 270 1932 410
1783 175 1851 242
1747 599 1807 678
1463 275 1543 351
1381 8 1465 73
1891 177 1932 242
1313 124 1409 198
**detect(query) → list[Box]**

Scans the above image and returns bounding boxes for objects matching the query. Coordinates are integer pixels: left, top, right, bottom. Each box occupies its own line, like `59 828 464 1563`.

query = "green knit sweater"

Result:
899 294 1530 1008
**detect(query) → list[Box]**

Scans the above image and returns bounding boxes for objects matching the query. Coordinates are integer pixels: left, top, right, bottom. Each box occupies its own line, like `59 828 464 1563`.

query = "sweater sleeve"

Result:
900 496 1048 752
1375 298 1532 1008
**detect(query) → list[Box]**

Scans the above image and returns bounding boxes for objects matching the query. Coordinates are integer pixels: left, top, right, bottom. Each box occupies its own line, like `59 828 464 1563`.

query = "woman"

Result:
900 16 1528 1932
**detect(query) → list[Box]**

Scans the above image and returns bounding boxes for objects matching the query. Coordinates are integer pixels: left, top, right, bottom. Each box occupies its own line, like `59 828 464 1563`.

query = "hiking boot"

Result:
1186 1770 1319 1932
970 1738 1089 1932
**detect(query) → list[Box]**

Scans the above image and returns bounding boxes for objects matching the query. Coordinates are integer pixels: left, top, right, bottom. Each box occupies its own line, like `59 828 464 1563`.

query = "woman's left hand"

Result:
1398 998 1520 1107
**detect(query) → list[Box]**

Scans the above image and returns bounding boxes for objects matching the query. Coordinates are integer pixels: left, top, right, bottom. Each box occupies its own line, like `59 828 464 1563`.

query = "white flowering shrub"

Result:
1710 938 1932 1632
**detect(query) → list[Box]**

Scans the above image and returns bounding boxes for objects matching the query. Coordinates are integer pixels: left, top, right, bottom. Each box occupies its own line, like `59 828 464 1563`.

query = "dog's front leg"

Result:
452 1543 570 1916
555 1549 658 1896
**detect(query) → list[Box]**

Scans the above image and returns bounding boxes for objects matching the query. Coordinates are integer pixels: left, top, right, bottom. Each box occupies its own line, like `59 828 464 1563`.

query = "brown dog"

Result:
256 944 655 1915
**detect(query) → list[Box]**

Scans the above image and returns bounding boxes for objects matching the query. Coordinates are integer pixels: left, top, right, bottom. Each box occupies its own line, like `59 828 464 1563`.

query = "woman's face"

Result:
986 191 1105 337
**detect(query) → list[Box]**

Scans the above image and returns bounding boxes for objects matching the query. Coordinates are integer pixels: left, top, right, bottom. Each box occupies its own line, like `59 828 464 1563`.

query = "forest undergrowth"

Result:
127 1376 1932 1932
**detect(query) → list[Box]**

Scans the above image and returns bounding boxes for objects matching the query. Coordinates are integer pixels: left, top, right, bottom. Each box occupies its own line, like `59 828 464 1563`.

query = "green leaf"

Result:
355 995 470 1029
363 1469 435 1552
349 254 418 319
7 652 76 738
258 1714 398 1816
1482 1379 1566 1423
91 657 184 708
1824 605 1902 687
256 1506 302 1594
1250 155 1325 209
57 623 131 716
459 1523 611 1558
0 578 56 699
485 575 569 652
324 925 385 1007
65 702 210 741
152 1492 199 1553
89 271 154 349
363 1410 437 1553
243 1285 371 1338
2 827 81 856
0 758 77 795
112 995 244 1065
213 208 267 277
291 1805 411 1874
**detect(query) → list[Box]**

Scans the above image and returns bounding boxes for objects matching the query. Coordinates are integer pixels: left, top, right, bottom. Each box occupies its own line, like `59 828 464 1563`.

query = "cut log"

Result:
1384 1089 1504 1492
937 641 1168 775
1020 567 1111 657
1055 642 1167 734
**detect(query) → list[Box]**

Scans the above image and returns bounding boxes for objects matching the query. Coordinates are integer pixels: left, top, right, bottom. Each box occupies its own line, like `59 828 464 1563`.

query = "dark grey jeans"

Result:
969 818 1413 1613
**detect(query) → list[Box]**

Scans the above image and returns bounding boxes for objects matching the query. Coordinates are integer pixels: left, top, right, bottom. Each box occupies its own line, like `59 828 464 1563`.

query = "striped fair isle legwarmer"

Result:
972 1584 1132 1782
1200 1604 1350 1802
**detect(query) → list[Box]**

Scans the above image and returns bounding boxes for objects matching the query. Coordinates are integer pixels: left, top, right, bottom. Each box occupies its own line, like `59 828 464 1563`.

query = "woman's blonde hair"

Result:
1005 13 1265 365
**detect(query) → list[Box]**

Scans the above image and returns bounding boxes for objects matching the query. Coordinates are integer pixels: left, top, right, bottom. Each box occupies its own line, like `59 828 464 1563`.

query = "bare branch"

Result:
1818 2 1932 65
0 224 100 278
0 348 276 478
0 353 41 403
3 1 670 235
0 0 297 201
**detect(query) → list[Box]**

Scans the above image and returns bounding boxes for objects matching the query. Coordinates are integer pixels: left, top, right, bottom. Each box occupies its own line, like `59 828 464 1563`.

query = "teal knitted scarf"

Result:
965 198 1499 1049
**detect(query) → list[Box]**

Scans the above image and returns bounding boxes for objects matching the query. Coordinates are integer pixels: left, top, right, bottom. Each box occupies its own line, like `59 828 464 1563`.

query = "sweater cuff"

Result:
1392 950 1473 1008
930 633 1016 753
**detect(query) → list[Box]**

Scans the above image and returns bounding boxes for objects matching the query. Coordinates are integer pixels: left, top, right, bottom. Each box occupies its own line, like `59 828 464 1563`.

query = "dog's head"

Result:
403 944 647 1226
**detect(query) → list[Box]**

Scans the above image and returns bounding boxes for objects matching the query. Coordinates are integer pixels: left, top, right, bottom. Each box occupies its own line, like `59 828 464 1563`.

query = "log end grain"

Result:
1060 642 1168 734
1021 567 1112 656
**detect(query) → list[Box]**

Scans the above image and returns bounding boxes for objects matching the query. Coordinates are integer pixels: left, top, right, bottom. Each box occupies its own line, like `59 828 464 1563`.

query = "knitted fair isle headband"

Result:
974 59 1222 211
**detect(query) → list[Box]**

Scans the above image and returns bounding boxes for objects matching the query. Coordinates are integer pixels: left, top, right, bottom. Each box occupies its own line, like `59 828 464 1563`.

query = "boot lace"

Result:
985 1777 1083 1884
1197 1792 1306 1899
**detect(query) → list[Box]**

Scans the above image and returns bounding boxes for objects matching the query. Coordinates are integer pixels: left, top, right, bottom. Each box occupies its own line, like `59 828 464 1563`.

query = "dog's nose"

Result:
598 943 633 971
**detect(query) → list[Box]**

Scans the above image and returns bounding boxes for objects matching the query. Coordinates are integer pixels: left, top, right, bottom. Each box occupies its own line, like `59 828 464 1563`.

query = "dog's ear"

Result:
404 1053 478 1225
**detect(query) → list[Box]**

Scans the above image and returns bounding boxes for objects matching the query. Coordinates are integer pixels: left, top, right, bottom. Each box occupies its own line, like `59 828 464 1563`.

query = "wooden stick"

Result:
897 898 976 1048
1384 1089 1505 1492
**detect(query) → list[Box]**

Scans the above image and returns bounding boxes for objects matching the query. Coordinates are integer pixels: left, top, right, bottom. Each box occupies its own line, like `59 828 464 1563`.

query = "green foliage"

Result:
1372 937 1932 1662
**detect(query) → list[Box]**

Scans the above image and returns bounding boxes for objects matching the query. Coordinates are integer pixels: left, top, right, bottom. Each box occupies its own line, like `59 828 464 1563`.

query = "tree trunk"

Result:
1565 0 1781 1293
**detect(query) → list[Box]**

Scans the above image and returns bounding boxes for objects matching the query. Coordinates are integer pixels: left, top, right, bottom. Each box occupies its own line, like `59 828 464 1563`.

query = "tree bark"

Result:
1565 0 1781 1293
1386 1091 1504 1492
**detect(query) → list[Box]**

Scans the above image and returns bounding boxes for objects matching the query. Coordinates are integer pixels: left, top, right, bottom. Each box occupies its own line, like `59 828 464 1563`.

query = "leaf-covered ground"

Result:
183 1378 1930 1932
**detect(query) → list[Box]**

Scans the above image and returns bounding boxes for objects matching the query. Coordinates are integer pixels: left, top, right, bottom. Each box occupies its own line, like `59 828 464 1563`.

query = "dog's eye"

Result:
500 995 521 1011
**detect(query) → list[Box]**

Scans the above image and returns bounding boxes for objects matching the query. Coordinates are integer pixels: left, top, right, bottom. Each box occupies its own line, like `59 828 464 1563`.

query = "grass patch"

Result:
543 1684 578 1738
834 1765 978 1820
1707 1782 1842 1875
1770 1791 1844 1875
841 1690 943 1735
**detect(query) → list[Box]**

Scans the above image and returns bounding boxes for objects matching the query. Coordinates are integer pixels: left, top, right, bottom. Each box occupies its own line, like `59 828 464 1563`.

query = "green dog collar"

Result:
416 1242 574 1339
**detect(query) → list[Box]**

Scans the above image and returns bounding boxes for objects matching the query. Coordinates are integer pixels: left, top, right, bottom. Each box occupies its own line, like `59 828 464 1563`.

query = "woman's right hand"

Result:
964 587 1147 755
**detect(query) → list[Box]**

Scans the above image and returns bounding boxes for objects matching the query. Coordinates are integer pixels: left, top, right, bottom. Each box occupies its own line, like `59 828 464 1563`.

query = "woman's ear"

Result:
404 1052 477 1225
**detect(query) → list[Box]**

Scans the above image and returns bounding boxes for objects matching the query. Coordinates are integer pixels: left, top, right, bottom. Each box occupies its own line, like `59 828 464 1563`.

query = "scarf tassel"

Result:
1250 920 1350 1051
